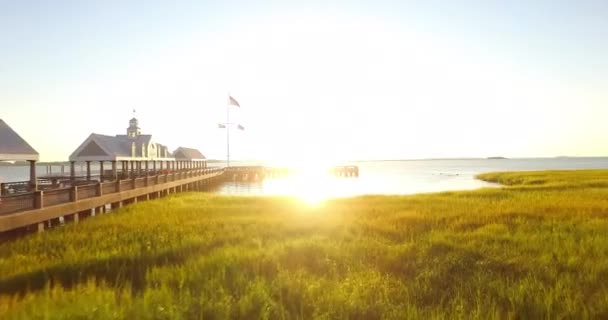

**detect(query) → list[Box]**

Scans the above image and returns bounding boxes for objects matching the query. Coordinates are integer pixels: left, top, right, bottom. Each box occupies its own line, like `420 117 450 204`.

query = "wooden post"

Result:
70 161 76 181
96 181 102 196
70 186 78 202
34 190 44 209
99 161 105 182
29 160 37 191
112 161 117 181
86 161 91 181
145 161 149 176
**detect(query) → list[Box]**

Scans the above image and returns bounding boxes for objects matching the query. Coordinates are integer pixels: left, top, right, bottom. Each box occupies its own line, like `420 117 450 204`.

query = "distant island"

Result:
487 156 508 160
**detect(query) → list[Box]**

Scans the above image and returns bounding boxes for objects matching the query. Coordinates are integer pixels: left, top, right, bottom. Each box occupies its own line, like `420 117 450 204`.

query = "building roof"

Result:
69 134 129 161
0 119 39 161
70 118 181 162
69 133 172 161
173 147 206 160
116 134 152 145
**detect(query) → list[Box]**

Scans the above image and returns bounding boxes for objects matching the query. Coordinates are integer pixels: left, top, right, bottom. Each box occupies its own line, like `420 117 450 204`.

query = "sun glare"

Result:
292 166 334 206
264 157 338 205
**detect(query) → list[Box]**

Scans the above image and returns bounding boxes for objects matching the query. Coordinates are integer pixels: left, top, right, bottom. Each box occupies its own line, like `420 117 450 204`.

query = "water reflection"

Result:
215 162 497 201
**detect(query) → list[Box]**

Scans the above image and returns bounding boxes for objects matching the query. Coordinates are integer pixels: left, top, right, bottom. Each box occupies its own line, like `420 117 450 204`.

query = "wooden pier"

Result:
0 168 223 239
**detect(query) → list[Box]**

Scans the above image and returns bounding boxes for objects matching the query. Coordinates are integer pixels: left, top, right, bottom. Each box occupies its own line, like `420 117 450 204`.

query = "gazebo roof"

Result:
0 119 39 161
173 147 206 161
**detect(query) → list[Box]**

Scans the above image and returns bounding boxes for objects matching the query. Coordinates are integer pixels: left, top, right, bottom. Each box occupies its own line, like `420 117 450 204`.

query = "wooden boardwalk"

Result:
0 168 224 239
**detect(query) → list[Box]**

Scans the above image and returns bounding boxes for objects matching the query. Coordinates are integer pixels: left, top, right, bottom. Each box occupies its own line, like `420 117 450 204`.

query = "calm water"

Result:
2 158 608 199
216 158 608 199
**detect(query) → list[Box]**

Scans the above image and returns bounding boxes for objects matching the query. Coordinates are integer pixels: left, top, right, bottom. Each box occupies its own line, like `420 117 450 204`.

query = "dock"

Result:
0 167 223 239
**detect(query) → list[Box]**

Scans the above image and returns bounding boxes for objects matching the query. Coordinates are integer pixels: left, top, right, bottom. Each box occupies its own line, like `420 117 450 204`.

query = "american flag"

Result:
229 96 240 107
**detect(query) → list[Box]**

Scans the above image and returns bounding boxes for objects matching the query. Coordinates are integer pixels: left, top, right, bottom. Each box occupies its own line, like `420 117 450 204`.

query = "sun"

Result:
289 161 337 205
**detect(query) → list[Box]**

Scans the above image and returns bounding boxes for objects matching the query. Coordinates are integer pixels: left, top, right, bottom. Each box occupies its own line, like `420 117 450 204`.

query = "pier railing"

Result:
0 168 224 216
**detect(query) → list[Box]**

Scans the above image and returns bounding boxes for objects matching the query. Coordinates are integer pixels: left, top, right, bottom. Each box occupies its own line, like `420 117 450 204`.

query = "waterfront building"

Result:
69 118 205 181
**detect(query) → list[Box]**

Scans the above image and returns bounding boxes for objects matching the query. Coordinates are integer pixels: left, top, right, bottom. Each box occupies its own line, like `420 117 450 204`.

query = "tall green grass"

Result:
1 170 608 319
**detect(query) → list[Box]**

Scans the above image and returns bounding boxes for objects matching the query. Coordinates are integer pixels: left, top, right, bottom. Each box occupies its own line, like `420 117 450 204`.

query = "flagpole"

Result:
226 94 230 167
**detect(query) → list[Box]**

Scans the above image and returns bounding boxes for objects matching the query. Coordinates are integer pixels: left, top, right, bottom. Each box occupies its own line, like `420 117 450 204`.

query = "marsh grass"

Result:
1 170 608 319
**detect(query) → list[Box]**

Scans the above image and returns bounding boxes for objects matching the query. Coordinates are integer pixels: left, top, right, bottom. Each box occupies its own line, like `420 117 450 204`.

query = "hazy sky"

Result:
1 1 607 162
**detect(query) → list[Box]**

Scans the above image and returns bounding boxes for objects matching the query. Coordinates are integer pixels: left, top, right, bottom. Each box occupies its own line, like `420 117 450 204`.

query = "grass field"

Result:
1 170 607 319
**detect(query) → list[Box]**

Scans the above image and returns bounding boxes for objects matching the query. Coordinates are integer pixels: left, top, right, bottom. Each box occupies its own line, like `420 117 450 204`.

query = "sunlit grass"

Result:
1 170 608 319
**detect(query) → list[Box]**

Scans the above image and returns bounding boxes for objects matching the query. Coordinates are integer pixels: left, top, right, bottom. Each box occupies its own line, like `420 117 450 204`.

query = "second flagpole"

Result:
226 93 230 167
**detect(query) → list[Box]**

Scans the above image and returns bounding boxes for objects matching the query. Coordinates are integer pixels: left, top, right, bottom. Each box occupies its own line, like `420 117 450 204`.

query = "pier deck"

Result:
0 168 223 238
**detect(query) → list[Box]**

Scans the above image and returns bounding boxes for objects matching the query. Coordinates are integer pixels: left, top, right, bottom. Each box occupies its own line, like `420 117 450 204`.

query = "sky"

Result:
1 0 607 162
